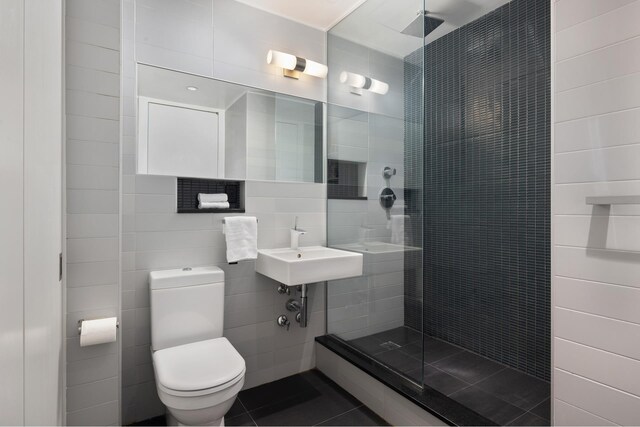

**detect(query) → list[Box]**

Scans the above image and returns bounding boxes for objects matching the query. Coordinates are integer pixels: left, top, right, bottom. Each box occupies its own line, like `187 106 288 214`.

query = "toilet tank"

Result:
150 266 224 351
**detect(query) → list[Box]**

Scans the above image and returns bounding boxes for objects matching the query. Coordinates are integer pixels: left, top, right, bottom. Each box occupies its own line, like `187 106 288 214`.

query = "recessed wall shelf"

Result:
586 195 640 205
328 159 366 200
177 177 244 213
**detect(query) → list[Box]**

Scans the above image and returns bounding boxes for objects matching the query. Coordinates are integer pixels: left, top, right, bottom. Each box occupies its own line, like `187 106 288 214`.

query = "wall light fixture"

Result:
340 71 389 95
267 50 328 79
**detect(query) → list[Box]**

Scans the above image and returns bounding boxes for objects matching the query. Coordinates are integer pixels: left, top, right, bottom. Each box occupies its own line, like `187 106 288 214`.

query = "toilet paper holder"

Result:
77 318 120 335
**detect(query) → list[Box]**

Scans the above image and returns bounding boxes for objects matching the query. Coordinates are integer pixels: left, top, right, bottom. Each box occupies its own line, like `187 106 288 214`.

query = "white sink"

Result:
255 246 363 286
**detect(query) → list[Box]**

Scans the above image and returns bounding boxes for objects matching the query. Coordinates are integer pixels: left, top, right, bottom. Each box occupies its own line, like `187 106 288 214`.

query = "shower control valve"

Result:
277 284 291 295
383 166 397 179
277 314 290 331
286 298 301 312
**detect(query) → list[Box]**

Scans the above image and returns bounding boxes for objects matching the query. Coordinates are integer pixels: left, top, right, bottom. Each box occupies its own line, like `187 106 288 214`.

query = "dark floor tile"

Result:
248 380 361 426
370 326 422 347
432 350 506 384
530 398 550 421
318 406 390 426
409 364 470 396
449 386 526 425
475 367 550 411
130 415 166 426
228 397 248 418
375 349 423 373
349 335 388 355
508 412 550 426
400 337 465 364
226 413 256 426
239 372 323 411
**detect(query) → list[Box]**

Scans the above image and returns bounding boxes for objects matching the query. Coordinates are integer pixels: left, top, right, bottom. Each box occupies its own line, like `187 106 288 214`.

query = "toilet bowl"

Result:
149 267 246 426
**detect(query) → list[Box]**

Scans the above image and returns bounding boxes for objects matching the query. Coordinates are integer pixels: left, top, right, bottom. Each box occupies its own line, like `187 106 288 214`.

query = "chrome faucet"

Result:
290 216 306 250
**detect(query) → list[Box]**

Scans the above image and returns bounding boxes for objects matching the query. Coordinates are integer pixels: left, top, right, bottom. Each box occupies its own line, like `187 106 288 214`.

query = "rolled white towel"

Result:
198 193 228 203
198 201 230 209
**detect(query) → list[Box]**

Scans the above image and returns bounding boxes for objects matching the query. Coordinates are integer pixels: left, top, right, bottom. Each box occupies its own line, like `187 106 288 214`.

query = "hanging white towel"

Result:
224 216 258 263
390 214 409 244
199 201 230 209
198 193 228 203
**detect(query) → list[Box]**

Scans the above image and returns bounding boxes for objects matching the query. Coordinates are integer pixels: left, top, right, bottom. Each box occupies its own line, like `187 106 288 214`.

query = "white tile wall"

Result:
327 35 404 120
327 248 409 340
134 0 325 102
553 2 640 425
326 34 409 341
65 0 121 425
120 1 328 422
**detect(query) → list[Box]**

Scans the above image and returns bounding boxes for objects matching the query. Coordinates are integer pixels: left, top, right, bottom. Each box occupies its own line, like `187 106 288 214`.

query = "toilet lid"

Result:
153 337 245 392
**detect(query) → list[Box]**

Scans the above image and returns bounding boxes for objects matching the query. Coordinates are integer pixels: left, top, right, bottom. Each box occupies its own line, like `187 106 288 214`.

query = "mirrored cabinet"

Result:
136 64 324 183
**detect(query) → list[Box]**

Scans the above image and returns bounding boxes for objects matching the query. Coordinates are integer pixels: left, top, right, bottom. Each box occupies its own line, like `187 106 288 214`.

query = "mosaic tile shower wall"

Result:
404 0 551 380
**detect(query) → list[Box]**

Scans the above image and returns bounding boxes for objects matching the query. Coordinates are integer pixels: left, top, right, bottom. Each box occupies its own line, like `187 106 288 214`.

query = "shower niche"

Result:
327 159 367 200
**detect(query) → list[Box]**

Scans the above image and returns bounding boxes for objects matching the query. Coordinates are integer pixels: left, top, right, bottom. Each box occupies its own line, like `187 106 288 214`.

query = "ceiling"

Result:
233 0 367 31
235 0 513 58
331 0 513 58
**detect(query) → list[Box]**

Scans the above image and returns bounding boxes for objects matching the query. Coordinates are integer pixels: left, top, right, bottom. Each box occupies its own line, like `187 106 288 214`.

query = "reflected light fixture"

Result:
267 50 328 79
340 71 389 95
186 86 198 91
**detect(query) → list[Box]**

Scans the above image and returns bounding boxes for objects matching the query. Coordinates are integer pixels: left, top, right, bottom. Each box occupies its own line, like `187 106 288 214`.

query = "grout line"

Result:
312 405 364 427
237 397 258 426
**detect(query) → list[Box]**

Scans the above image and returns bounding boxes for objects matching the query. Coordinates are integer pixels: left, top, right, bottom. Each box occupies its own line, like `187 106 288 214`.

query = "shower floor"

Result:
347 327 550 426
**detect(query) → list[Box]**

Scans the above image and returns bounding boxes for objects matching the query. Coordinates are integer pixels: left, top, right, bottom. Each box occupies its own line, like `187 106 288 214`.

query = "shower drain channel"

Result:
380 341 401 350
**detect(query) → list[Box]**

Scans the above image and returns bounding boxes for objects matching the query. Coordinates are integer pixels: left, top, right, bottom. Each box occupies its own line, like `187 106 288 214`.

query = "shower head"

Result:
401 10 444 38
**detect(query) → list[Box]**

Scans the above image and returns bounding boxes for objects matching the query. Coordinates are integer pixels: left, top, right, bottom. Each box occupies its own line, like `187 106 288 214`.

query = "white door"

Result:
0 1 26 424
23 1 64 424
0 0 64 424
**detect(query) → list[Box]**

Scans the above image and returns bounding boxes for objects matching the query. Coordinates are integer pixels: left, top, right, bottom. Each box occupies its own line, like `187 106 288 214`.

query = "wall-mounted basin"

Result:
255 246 363 286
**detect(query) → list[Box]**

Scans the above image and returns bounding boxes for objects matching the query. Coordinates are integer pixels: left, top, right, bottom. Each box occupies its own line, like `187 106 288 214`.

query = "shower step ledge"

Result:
315 335 496 426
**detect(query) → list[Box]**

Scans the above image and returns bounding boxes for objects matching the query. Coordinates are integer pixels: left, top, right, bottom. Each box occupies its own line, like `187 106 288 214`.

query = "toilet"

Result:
149 266 246 426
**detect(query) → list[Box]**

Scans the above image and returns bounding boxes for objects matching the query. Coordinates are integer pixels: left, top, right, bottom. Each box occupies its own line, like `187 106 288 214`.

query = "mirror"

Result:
136 64 323 183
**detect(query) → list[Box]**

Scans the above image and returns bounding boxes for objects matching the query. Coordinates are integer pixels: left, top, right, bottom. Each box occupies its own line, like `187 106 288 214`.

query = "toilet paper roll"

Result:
79 317 118 347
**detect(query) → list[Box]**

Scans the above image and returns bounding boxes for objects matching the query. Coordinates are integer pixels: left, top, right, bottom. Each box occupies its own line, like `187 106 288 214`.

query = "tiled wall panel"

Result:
65 0 121 424
325 34 411 343
553 1 640 424
120 1 328 422
404 0 551 380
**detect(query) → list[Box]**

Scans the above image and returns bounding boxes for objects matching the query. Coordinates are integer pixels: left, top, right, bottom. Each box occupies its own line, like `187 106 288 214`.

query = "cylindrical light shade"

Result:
368 78 389 95
340 71 389 95
340 71 366 88
267 50 297 70
303 59 328 78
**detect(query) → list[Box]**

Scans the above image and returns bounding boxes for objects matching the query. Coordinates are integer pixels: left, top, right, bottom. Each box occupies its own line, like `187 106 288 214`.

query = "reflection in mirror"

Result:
136 64 323 183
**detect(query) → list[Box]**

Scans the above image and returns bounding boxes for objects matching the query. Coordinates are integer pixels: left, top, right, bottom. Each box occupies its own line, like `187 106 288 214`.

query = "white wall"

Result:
64 0 121 424
133 0 326 101
0 1 64 424
326 34 409 339
553 1 640 425
120 0 328 423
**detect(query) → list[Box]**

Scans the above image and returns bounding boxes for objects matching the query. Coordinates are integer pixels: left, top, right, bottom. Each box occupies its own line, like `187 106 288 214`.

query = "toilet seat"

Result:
153 337 246 397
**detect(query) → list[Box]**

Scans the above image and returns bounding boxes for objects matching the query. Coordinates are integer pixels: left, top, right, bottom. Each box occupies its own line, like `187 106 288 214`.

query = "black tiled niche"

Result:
177 177 244 213
327 159 367 200
404 0 551 380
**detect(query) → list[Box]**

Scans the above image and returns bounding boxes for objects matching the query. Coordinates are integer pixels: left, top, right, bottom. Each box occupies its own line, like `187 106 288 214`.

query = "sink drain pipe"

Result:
297 284 308 328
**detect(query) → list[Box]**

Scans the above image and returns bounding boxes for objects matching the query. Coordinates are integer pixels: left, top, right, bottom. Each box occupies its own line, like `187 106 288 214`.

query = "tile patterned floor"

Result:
132 370 388 427
349 327 551 426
